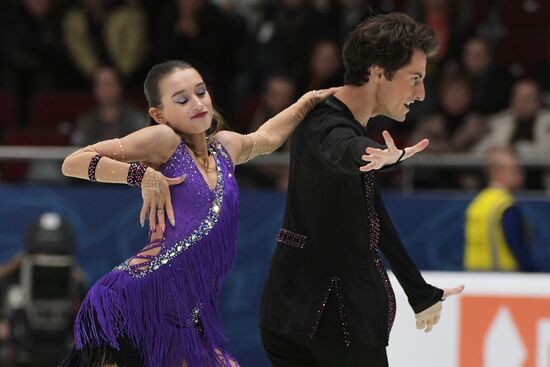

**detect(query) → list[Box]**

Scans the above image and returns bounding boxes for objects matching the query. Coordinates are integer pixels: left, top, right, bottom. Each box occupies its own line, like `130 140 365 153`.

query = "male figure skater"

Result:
259 13 463 367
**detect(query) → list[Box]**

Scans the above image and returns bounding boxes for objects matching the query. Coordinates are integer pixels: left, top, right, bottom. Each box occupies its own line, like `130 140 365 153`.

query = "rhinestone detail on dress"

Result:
115 143 224 278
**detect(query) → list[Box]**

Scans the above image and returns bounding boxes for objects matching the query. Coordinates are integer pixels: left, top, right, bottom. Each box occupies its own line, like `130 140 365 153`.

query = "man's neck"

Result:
333 84 377 127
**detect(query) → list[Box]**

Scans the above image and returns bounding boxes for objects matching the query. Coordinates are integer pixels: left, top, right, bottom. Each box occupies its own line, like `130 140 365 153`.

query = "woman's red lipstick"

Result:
191 111 208 119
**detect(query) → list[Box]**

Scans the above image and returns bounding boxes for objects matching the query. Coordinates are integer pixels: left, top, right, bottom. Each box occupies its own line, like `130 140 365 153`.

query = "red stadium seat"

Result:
0 90 16 129
1 128 69 182
28 91 95 130
495 1 550 73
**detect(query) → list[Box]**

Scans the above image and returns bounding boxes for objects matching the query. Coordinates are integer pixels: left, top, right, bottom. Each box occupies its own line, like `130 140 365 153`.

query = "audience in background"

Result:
248 75 297 133
153 0 242 114
406 0 474 64
409 72 484 153
71 66 145 147
458 36 513 114
0 0 73 126
249 0 325 86
239 75 297 190
475 79 550 156
299 39 343 94
1 0 550 191
62 0 149 87
324 0 383 44
464 147 536 272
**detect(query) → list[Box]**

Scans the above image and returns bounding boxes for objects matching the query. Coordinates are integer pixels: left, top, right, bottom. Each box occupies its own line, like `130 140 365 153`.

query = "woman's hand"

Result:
415 284 464 332
300 87 342 106
140 168 186 232
360 130 429 172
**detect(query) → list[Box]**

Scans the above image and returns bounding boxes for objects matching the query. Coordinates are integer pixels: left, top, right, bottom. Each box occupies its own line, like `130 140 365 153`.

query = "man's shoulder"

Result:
300 101 357 133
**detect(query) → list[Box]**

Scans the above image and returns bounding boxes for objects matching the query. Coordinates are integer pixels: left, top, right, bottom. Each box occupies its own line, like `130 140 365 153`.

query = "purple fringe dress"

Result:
62 140 239 367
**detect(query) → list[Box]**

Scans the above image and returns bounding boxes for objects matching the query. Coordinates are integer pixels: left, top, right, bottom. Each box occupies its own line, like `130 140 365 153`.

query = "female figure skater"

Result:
60 60 337 366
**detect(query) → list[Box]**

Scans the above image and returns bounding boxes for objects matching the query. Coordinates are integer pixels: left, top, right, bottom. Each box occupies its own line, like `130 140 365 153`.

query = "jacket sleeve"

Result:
374 189 443 313
312 118 398 175
501 206 536 272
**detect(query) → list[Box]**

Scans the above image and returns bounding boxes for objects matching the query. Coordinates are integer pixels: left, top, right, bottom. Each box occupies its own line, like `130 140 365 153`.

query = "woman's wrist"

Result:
141 167 161 192
127 162 148 187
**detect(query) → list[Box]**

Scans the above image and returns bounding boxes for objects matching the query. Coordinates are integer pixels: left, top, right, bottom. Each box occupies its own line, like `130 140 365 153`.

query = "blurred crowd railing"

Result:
1 146 549 193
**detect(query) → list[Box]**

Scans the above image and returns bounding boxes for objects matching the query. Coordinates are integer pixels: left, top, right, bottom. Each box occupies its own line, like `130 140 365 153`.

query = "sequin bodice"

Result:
115 139 239 277
159 140 231 245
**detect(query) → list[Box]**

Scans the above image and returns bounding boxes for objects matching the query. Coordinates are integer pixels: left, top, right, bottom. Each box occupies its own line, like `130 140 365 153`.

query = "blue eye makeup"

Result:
196 86 207 95
175 96 188 104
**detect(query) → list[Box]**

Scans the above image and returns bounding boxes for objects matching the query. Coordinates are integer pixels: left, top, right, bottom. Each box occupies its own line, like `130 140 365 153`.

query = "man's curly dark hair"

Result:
342 12 439 86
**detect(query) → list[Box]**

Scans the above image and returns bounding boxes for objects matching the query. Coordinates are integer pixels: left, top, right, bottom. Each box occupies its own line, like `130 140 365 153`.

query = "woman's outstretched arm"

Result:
214 88 340 165
62 124 184 230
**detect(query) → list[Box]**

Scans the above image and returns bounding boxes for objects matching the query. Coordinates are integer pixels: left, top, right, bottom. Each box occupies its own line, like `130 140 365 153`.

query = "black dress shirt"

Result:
259 96 443 347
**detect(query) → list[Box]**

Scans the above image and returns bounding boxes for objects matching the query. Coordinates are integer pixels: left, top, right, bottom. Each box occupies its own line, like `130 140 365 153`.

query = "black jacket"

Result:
259 96 443 346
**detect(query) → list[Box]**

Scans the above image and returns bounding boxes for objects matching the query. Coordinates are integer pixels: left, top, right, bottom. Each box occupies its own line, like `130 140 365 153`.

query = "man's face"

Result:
374 49 427 122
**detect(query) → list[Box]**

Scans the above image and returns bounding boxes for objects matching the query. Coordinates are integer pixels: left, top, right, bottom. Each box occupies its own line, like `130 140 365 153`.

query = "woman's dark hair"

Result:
143 60 227 137
342 12 439 86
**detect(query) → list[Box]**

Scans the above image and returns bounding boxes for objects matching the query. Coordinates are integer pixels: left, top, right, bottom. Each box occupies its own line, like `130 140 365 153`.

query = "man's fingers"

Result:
433 314 441 326
382 130 397 150
365 147 384 156
402 138 430 160
406 138 430 156
425 319 434 333
359 161 379 172
443 284 465 299
416 318 425 330
411 138 430 153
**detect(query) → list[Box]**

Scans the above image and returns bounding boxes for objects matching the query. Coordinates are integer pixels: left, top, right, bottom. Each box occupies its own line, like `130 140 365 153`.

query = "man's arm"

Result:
373 189 443 313
314 120 386 175
315 122 428 174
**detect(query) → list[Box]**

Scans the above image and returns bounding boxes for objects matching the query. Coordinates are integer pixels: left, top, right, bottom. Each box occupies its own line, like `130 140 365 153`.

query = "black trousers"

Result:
261 299 388 367
261 328 388 367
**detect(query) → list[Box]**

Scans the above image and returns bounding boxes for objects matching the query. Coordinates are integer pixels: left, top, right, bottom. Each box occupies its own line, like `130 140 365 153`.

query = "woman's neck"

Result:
182 133 210 159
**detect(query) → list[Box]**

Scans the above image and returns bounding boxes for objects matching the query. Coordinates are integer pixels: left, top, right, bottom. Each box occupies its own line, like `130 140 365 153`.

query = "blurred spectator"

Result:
464 146 536 272
533 37 550 104
324 0 383 44
62 0 148 87
408 72 487 189
248 75 297 133
238 75 297 190
0 0 74 125
407 0 474 64
299 39 343 94
249 0 325 87
153 0 242 115
70 66 146 147
474 79 550 156
459 36 513 114
409 72 484 153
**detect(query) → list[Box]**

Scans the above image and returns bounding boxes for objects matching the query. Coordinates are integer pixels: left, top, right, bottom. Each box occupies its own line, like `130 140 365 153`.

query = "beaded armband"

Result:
127 162 148 187
88 154 102 182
